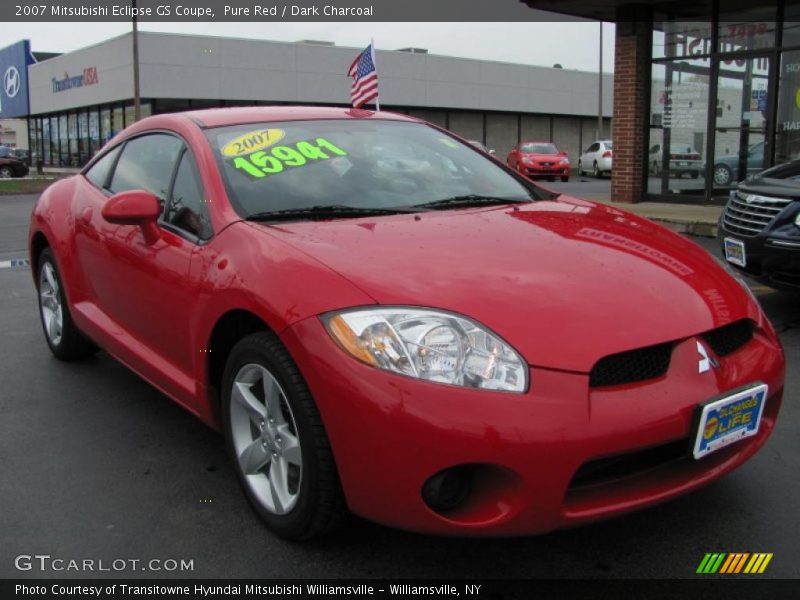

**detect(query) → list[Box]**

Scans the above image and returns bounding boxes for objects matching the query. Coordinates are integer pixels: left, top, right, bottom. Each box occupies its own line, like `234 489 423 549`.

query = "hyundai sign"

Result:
0 40 34 118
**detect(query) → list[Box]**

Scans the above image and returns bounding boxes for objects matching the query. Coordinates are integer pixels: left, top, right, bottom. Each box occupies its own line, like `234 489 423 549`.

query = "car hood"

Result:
253 198 759 371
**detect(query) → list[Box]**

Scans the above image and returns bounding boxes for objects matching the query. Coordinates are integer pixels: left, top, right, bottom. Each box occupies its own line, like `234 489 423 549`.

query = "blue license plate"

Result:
724 237 746 267
693 384 767 459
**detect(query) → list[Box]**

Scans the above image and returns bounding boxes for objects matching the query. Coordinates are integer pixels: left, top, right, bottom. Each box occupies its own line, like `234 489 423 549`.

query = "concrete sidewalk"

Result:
595 198 722 238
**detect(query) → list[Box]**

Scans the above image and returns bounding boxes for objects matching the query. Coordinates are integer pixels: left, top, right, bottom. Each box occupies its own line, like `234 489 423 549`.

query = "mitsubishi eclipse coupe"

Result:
29 107 785 540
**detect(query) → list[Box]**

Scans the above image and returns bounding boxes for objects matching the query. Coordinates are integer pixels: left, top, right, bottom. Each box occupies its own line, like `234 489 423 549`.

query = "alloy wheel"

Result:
0 167 13 178
229 363 302 515
38 262 63 346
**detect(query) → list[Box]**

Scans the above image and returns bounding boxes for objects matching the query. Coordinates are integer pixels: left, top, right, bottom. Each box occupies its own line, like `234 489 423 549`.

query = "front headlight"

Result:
559 158 568 165
323 308 528 392
794 212 800 227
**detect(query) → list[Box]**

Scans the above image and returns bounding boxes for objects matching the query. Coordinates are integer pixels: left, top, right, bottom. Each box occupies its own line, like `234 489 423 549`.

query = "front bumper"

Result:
522 163 571 178
281 316 784 536
718 226 800 290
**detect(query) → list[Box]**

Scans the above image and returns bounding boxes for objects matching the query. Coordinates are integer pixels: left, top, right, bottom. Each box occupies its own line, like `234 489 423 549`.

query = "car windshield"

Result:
521 143 558 154
208 119 536 218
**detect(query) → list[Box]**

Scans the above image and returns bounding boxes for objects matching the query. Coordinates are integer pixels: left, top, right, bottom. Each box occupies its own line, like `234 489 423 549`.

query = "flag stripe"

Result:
744 554 760 574
348 43 379 109
734 553 750 573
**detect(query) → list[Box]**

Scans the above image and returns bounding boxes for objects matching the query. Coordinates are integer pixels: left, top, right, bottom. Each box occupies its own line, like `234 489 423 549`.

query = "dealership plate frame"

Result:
693 383 767 460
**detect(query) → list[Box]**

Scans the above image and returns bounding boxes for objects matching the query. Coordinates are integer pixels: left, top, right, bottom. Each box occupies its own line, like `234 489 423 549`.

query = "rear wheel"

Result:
714 164 732 186
37 248 98 360
221 331 346 540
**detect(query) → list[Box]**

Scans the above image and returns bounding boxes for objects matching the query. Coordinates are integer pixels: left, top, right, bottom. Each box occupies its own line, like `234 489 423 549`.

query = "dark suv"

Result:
719 160 800 290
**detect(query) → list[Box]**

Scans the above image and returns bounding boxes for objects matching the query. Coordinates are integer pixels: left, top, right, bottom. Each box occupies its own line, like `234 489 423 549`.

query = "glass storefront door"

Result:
712 55 771 189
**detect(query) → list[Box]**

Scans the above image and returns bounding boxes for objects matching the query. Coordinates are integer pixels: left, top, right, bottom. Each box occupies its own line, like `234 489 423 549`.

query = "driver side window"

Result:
165 150 212 240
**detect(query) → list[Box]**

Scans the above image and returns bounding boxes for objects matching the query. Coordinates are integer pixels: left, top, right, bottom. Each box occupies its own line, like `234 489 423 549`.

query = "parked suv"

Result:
578 140 612 177
719 160 800 290
0 146 29 178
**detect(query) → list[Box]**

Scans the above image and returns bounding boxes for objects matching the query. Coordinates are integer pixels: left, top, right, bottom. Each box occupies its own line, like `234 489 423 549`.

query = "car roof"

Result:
178 106 420 128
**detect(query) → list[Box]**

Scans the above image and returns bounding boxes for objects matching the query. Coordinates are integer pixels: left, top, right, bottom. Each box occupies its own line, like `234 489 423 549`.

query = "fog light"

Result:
422 466 472 513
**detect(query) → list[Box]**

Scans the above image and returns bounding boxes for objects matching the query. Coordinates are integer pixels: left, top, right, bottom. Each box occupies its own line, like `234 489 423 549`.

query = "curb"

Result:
651 218 718 238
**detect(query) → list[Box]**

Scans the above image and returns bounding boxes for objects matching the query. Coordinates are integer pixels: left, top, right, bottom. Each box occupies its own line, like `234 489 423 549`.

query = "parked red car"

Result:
30 107 784 540
507 141 571 181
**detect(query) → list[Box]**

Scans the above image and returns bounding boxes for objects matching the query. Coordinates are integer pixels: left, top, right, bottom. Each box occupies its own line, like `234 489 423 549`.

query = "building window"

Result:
648 59 710 196
718 2 777 53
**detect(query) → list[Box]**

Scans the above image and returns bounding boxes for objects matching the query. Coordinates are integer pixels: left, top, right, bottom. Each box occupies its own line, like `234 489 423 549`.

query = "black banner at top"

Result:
1 0 584 22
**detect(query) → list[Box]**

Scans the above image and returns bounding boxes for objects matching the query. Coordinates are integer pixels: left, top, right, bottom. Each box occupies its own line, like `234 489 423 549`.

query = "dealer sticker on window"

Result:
724 237 746 268
693 383 767 460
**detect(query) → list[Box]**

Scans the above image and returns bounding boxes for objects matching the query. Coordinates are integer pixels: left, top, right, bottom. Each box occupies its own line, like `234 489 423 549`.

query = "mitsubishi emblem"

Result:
697 341 719 374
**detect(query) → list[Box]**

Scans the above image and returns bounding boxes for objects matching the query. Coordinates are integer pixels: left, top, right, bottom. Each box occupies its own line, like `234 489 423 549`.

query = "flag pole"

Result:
371 38 380 111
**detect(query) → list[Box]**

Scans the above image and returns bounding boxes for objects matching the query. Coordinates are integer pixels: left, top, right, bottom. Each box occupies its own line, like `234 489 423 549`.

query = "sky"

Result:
14 21 615 73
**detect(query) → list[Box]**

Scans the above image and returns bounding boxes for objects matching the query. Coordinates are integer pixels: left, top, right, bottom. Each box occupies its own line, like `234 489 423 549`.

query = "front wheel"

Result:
593 161 600 178
221 331 346 540
0 166 14 178
577 160 583 175
37 248 98 360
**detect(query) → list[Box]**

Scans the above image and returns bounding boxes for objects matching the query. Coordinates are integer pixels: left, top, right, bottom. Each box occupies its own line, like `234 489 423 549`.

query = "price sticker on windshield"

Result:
230 138 349 180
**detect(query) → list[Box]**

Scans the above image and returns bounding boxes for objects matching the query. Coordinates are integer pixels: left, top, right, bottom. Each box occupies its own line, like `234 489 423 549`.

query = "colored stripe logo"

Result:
697 553 773 574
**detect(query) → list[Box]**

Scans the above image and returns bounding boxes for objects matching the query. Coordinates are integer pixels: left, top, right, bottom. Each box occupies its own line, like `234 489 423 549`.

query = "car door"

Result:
89 133 202 399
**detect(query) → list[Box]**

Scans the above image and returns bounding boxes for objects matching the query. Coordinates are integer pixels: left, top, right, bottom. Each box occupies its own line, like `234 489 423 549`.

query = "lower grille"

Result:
569 438 689 489
701 319 754 357
589 343 673 387
722 191 792 237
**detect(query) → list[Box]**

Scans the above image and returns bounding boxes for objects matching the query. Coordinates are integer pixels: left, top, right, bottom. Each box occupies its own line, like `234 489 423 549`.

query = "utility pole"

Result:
132 0 141 122
597 21 603 140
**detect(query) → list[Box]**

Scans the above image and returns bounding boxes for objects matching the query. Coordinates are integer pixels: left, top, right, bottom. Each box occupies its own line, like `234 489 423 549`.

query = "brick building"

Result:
525 1 800 204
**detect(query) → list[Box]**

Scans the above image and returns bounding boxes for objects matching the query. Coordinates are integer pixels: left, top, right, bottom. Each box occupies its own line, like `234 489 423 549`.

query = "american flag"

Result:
348 43 379 109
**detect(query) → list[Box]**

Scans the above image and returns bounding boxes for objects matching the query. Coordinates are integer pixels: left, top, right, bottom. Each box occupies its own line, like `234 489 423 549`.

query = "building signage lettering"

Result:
52 67 99 93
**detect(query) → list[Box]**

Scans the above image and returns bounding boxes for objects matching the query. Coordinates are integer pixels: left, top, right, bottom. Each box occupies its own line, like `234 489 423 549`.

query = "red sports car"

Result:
29 107 784 540
507 141 571 181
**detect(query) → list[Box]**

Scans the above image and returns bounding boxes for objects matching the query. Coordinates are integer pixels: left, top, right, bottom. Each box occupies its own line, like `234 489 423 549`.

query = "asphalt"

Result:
0 193 797 579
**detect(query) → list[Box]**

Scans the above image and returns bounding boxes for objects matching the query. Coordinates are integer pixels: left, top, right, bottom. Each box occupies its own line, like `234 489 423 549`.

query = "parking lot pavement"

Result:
1 194 798 579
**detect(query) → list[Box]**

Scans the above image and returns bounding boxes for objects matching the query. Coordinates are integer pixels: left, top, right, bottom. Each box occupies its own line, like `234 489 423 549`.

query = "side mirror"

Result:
102 190 161 245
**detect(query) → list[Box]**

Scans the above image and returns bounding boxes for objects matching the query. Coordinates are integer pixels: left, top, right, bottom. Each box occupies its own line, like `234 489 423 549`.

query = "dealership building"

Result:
526 0 800 204
0 32 612 171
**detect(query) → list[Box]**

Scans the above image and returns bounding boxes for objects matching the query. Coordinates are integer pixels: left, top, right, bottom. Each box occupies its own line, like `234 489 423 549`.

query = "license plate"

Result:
724 237 746 267
693 384 767 459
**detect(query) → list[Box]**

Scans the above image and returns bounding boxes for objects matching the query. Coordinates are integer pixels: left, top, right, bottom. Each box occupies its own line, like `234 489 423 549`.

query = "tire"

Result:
577 160 583 176
713 164 732 186
0 166 13 178
221 331 346 540
561 176 569 182
37 248 98 361
593 161 600 178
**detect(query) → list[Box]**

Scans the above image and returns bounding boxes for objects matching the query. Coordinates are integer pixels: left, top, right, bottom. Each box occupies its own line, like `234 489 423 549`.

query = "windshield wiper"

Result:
245 205 416 222
413 195 532 210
